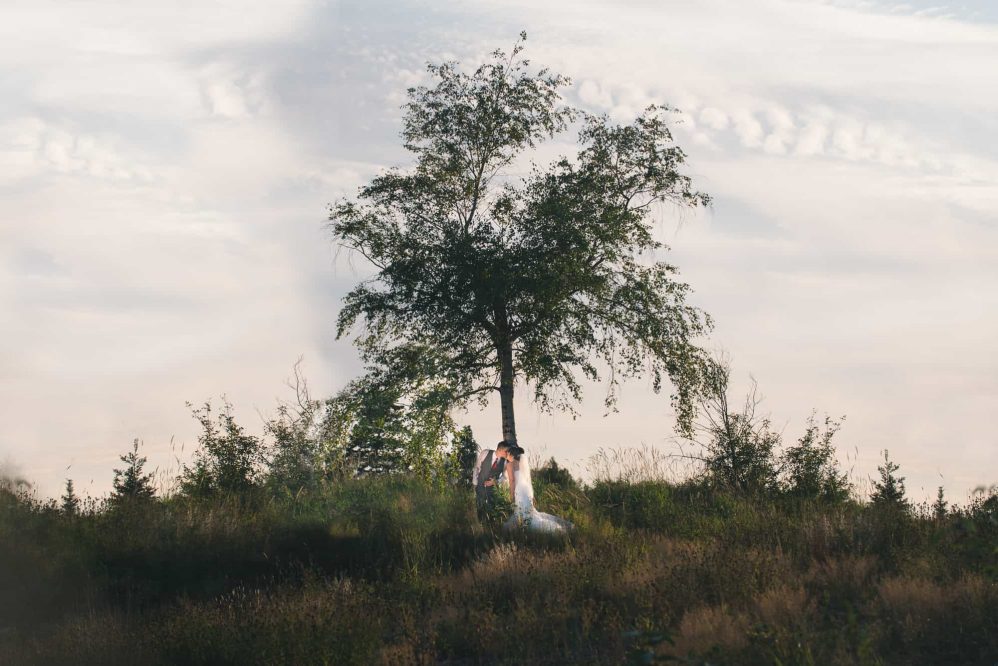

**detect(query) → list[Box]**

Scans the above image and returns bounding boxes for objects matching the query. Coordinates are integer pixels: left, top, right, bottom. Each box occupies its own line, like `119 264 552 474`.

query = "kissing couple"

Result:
472 440 573 533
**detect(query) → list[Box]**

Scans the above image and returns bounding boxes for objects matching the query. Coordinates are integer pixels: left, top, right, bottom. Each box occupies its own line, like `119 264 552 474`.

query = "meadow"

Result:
2 456 996 665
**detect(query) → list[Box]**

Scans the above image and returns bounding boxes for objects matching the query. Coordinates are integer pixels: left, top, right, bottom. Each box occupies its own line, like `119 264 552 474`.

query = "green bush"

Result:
179 399 264 499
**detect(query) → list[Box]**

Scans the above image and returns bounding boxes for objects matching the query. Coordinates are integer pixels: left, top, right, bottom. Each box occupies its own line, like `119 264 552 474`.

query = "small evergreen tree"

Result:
933 486 947 520
112 439 156 503
780 413 851 503
342 383 407 475
870 449 909 511
450 426 479 487
60 478 80 515
320 368 457 478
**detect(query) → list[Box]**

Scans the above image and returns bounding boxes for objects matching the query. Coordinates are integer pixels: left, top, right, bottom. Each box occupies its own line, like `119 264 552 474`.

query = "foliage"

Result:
954 485 998 579
679 358 852 504
173 362 471 495
264 360 349 496
532 457 579 492
3 470 997 665
684 359 780 494
444 425 479 488
780 412 851 503
60 479 80 515
932 486 947 520
870 449 910 511
111 439 155 505
330 33 713 445
264 400 327 496
321 368 458 479
179 399 263 499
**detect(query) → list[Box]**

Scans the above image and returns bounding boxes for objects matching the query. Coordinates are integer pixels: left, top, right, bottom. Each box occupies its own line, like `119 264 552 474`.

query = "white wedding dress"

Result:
503 455 574 533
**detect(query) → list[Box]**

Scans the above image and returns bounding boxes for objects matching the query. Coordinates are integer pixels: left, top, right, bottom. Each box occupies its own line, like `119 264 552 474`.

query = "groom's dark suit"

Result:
474 449 506 523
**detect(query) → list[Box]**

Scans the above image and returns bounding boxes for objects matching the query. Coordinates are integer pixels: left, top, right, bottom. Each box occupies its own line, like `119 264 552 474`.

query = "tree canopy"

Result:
330 33 713 446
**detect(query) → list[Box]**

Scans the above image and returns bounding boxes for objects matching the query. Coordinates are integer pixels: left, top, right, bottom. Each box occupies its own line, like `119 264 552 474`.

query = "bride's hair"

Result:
508 446 525 460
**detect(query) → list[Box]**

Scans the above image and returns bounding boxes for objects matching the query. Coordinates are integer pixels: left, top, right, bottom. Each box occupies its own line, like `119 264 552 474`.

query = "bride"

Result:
503 447 574 533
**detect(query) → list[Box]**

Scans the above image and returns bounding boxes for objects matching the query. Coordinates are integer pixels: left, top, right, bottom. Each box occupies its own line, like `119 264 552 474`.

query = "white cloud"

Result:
197 61 274 120
0 117 157 185
699 107 730 131
761 105 795 155
577 79 615 110
2 0 997 502
794 122 830 156
732 110 765 148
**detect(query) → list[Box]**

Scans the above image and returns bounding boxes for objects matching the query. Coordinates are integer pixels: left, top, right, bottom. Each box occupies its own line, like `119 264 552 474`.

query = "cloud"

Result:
731 110 765 148
2 0 997 502
577 79 615 110
1 117 157 184
760 105 795 155
794 121 830 156
699 107 730 131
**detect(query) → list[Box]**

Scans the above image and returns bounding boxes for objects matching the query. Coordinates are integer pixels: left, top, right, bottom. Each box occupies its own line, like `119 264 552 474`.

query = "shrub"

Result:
264 401 325 497
179 399 263 499
684 358 780 494
532 457 579 492
780 413 850 503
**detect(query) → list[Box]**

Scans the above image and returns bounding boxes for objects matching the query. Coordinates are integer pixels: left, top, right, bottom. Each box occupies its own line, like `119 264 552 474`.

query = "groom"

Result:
473 440 515 526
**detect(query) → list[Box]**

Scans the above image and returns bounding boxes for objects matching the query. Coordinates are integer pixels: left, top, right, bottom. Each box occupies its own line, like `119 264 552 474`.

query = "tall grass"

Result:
2 469 996 664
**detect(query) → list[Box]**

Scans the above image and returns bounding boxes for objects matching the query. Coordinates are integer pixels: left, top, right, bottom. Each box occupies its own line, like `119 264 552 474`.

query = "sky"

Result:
1 0 996 502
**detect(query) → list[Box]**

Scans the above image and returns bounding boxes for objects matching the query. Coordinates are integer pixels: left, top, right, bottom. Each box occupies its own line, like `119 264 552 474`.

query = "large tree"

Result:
330 34 713 445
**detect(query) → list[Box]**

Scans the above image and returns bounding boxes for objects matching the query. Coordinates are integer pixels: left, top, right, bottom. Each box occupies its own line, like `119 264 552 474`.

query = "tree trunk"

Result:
498 340 517 446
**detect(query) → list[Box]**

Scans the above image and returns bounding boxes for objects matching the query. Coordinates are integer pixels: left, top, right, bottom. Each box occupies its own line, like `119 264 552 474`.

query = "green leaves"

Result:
179 400 263 499
870 450 910 511
402 32 574 180
781 413 851 503
329 35 713 439
322 356 462 478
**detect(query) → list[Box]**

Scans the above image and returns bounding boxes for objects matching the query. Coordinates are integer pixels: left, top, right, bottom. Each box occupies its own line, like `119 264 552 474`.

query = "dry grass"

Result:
672 604 750 656
878 574 996 635
587 444 694 484
755 584 813 627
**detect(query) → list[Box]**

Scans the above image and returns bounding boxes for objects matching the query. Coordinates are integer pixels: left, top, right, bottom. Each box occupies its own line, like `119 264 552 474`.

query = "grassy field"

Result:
2 469 996 665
